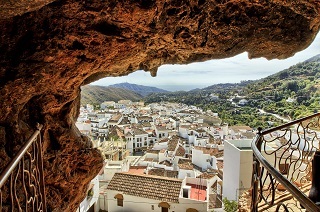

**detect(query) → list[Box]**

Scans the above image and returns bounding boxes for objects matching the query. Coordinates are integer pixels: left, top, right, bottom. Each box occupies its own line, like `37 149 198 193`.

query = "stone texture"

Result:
0 0 319 211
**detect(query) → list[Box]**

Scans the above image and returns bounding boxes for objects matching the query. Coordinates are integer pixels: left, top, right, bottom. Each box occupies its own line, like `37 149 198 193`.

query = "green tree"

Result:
223 198 238 212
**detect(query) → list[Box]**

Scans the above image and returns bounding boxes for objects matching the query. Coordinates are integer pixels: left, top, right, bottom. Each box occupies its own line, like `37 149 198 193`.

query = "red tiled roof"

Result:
147 149 160 154
159 160 172 166
107 173 182 203
197 172 216 179
168 139 178 151
175 146 185 157
127 166 146 175
178 158 193 170
148 168 178 179
193 146 223 157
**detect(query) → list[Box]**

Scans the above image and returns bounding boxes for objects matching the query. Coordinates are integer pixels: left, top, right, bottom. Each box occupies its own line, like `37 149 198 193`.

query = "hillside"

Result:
244 54 320 118
109 82 169 96
144 54 320 127
81 85 142 105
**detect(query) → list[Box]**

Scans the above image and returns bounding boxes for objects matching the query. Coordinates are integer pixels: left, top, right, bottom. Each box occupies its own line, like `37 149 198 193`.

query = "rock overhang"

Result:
0 0 319 211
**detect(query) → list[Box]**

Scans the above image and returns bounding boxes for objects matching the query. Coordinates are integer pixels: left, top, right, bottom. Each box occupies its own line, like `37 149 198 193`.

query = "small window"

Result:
117 198 123 207
151 205 154 210
162 208 168 212
114 194 123 207
183 188 189 198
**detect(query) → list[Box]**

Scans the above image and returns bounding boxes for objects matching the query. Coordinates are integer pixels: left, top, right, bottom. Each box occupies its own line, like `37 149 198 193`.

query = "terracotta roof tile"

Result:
178 158 194 170
107 173 182 203
197 172 216 179
159 160 172 166
193 146 223 157
147 149 160 154
175 146 185 157
168 139 178 151
148 168 178 179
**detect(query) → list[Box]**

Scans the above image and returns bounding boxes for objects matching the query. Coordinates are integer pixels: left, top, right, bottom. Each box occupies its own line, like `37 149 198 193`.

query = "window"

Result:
117 198 123 207
161 208 168 212
158 202 170 212
183 188 189 198
151 205 154 210
114 194 123 207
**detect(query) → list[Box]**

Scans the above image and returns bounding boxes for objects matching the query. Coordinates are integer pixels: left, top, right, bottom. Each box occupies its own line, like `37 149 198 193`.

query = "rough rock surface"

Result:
0 0 319 211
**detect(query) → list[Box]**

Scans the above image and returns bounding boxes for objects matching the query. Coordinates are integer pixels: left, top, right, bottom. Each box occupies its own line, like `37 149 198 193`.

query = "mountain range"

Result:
81 85 143 105
109 82 169 96
81 54 320 115
81 82 169 105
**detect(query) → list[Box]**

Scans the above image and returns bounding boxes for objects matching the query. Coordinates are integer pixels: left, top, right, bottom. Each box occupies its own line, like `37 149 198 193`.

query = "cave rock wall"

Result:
0 0 319 211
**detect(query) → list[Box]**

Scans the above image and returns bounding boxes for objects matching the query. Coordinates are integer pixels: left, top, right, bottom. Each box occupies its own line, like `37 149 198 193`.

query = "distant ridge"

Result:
81 85 142 105
109 82 169 96
303 54 320 63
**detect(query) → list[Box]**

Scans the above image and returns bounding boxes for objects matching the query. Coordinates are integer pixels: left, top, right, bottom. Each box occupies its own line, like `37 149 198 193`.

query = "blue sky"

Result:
92 34 320 91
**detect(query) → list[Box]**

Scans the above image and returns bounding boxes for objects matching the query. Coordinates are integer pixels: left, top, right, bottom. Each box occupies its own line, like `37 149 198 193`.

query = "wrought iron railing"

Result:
251 113 320 211
0 124 46 212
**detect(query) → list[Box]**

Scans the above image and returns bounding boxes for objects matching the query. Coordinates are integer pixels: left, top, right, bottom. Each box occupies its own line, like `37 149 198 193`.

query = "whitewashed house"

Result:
77 175 100 212
192 146 223 171
223 139 253 201
155 125 170 139
106 173 211 212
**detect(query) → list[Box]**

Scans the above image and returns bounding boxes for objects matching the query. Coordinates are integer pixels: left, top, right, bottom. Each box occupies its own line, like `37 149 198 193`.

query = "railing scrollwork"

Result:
0 124 46 212
251 113 320 212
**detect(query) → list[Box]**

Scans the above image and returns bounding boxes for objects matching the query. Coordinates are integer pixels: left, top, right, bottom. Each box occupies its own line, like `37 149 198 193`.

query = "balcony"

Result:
0 124 46 211
251 113 320 211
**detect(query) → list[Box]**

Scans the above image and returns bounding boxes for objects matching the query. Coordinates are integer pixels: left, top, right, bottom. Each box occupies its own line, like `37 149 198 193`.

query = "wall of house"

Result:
223 141 241 201
184 177 207 187
126 137 133 154
107 191 180 212
194 138 209 147
192 148 211 171
177 197 207 212
78 176 100 212
101 161 126 181
179 127 189 139
98 194 108 211
239 148 253 198
223 140 253 201
178 169 195 179
145 153 159 160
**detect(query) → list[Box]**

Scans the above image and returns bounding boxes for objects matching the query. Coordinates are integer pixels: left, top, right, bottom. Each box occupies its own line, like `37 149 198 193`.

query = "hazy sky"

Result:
92 33 320 91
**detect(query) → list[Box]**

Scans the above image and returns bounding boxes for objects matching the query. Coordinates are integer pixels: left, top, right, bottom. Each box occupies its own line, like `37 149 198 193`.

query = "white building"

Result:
192 146 223 171
155 125 170 139
106 173 211 212
77 175 100 212
223 139 252 201
101 101 115 109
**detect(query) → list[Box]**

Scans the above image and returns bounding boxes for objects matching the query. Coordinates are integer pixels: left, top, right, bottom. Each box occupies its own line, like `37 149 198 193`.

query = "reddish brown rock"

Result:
0 0 319 211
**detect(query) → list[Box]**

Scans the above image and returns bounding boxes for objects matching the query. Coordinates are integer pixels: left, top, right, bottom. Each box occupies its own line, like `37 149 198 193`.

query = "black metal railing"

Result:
251 113 320 211
0 124 46 212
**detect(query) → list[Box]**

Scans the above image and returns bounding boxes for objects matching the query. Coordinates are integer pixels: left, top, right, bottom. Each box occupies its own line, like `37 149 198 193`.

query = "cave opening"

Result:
0 0 319 211
75 33 320 211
